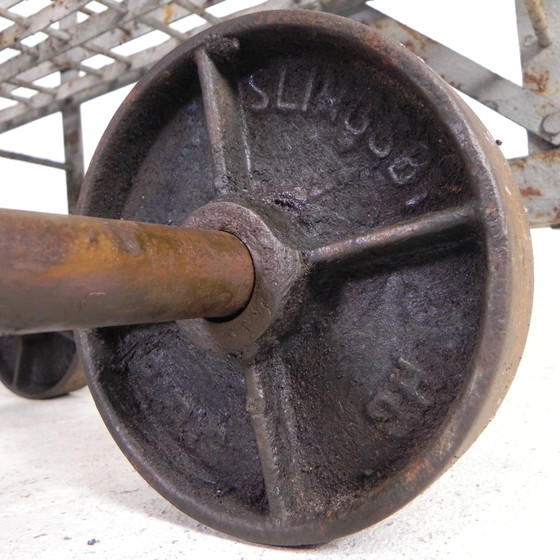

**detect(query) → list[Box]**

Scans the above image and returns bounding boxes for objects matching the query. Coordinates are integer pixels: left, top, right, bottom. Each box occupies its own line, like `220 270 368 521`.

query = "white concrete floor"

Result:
1 228 559 560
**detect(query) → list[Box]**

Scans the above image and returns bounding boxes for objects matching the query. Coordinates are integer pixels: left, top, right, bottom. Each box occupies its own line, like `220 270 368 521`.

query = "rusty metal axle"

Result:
0 208 254 335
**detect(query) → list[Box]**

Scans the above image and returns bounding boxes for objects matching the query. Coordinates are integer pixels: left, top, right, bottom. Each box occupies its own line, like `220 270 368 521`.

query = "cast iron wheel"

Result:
77 11 532 545
0 332 85 399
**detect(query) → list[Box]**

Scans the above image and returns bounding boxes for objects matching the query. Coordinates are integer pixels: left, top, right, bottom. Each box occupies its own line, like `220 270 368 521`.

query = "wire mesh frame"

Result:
0 0 368 134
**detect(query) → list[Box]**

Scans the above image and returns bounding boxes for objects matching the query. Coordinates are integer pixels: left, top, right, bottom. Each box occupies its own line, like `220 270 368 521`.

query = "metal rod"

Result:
524 0 552 48
0 148 69 170
61 10 85 214
0 208 254 335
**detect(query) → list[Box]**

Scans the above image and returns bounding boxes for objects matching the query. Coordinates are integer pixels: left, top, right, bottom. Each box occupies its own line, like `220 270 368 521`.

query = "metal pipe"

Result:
0 208 254 334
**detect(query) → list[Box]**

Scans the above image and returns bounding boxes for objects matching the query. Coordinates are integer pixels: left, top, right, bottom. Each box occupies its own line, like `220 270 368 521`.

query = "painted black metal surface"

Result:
77 11 532 545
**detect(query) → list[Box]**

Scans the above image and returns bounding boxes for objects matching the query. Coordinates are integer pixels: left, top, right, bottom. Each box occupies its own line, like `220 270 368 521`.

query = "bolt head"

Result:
542 111 560 136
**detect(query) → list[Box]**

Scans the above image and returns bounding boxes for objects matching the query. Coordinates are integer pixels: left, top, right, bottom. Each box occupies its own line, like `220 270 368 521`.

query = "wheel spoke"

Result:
244 354 304 520
306 202 476 265
195 46 251 194
11 337 25 389
58 330 75 341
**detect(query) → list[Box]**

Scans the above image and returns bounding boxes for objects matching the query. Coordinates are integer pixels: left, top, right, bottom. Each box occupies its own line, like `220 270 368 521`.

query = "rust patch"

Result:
523 69 550 94
404 457 430 484
369 18 431 57
509 158 526 171
535 149 560 163
163 4 175 25
510 149 560 172
520 186 543 197
399 27 431 57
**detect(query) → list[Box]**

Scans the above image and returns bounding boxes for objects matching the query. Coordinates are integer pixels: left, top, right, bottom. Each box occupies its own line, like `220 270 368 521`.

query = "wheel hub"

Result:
181 201 303 358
